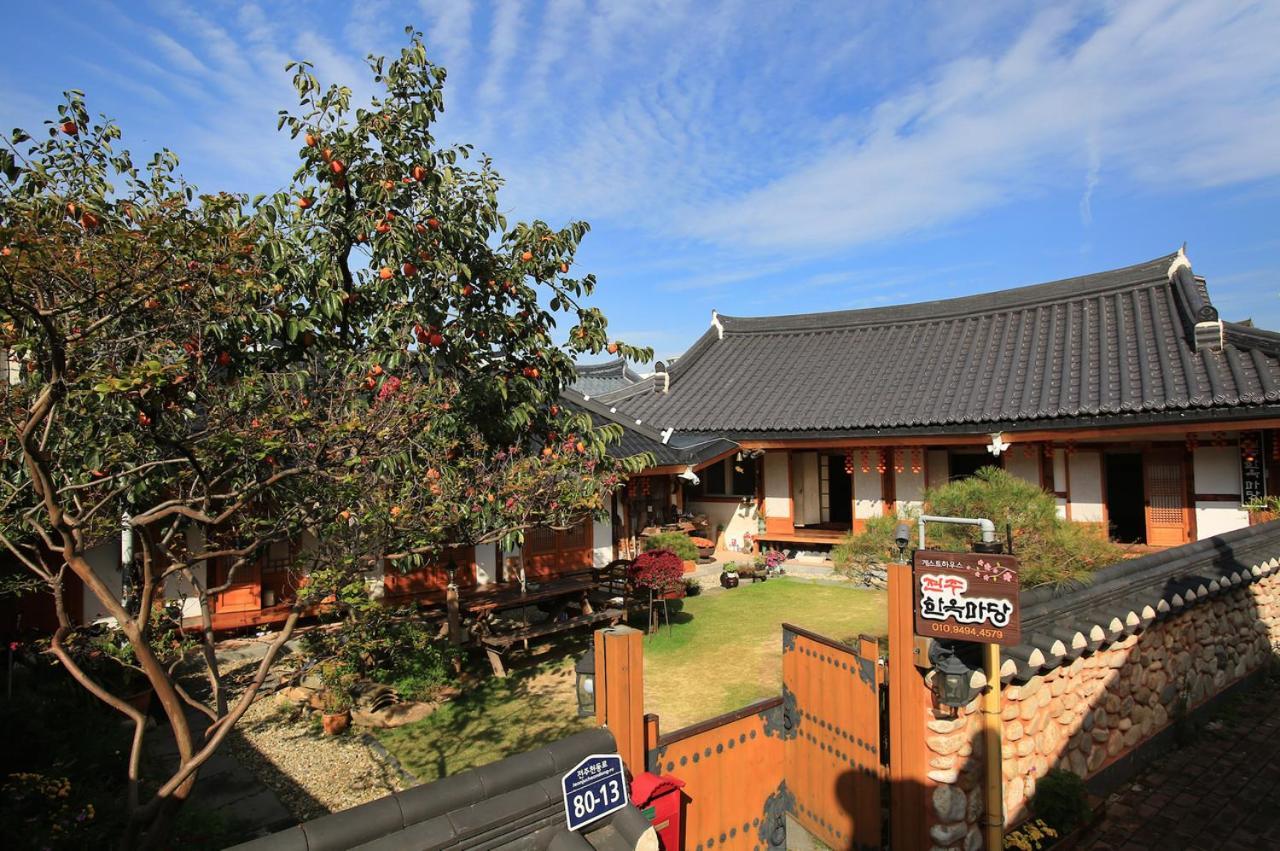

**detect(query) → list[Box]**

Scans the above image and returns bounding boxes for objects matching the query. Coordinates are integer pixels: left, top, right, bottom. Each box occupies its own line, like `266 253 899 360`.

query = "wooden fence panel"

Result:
652 698 788 851
782 624 884 851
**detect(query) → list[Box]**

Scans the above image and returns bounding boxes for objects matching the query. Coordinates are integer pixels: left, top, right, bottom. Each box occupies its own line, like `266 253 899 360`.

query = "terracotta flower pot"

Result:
322 709 351 735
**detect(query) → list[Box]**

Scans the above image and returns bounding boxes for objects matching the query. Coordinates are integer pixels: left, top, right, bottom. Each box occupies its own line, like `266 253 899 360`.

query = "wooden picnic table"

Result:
457 575 624 677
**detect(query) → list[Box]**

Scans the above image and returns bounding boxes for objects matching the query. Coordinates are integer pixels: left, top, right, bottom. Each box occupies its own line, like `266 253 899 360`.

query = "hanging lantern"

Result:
876 449 887 475
843 450 854 475
1023 443 1035 459
1242 435 1258 464
860 449 870 474
1186 433 1199 454
1043 443 1054 459
910 448 923 475
1272 431 1280 461
574 650 596 718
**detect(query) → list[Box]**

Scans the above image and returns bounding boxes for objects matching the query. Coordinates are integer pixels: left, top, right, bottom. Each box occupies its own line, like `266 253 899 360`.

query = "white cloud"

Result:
684 1 1280 249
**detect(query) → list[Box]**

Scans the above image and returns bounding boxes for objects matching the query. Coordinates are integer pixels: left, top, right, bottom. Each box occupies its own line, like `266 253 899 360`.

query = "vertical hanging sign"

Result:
1241 431 1266 504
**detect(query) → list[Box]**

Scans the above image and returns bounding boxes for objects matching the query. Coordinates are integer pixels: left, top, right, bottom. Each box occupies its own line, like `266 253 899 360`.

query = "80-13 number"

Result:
571 778 623 819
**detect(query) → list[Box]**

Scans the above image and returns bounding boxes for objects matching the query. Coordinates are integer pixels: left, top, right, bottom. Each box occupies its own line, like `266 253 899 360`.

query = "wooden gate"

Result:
782 624 884 850
647 625 884 850
650 699 788 850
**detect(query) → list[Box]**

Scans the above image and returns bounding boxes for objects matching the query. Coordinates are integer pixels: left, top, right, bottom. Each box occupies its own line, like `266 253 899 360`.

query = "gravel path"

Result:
228 695 409 821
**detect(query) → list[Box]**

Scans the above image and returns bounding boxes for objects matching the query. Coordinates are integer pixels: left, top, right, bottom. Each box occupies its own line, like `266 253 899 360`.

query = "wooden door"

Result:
212 558 261 614
791 451 821 526
1144 449 1191 547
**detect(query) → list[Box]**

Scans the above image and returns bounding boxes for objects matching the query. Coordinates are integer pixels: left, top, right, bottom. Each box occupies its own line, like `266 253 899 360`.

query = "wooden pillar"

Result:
594 625 645 774
887 562 930 851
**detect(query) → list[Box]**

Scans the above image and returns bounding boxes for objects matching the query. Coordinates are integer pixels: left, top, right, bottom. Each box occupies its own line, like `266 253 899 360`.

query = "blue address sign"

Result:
562 753 629 832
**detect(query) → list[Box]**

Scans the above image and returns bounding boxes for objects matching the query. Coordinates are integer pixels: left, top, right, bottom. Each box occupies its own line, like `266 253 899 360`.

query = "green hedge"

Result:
643 531 699 561
831 467 1123 587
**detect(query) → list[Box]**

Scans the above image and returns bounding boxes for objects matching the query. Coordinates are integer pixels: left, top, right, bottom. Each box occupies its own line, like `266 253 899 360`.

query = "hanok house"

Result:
0 362 725 638
592 249 1280 554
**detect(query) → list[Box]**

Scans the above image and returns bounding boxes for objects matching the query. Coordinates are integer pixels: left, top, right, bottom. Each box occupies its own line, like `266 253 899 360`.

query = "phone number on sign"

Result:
925 622 1005 640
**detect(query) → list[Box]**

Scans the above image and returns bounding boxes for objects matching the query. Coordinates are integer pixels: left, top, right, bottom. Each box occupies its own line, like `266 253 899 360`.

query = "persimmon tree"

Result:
0 29 648 848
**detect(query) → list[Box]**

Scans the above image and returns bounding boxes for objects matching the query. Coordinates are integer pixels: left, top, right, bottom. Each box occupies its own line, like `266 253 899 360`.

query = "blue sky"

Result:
4 1 1279 362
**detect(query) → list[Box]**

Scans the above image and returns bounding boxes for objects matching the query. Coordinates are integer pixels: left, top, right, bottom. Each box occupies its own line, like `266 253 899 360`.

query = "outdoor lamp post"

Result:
574 650 596 718
929 641 977 708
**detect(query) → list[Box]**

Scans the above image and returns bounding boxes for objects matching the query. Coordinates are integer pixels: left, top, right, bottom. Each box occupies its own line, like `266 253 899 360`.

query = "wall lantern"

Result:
574 650 596 718
929 641 978 708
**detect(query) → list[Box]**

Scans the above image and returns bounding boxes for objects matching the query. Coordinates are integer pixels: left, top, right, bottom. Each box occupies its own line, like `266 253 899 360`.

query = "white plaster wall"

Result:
688 498 759 555
926 450 948 490
1193 445 1241 494
792 451 821 525
1193 444 1247 539
82 540 122 624
762 451 791 523
591 517 612 569
854 467 883 520
895 467 925 513
477 543 500 583
1067 450 1105 523
1195 503 1248 539
1004 452 1042 487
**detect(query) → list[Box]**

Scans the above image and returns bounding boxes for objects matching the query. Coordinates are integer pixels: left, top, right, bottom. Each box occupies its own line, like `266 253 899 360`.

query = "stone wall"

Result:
924 570 1280 850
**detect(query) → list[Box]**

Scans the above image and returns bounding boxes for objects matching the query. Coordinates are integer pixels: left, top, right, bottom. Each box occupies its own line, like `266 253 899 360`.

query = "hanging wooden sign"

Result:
912 549 1021 645
1241 431 1266 505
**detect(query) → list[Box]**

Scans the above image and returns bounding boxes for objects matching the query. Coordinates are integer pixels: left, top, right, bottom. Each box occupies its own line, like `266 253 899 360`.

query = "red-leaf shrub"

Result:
629 548 685 593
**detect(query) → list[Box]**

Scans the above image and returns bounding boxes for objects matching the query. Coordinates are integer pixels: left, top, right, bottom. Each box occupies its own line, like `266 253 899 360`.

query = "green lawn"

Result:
643 578 886 729
375 578 886 782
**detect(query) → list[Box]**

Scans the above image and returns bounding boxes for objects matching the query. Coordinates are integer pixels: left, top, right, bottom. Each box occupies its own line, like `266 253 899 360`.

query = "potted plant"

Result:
319 662 356 735
690 536 716 561
643 531 700 574
1245 496 1280 526
720 563 740 589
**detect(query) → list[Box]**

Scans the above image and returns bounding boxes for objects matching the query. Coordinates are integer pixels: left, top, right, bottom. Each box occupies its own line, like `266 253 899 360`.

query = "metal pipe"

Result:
917 514 997 549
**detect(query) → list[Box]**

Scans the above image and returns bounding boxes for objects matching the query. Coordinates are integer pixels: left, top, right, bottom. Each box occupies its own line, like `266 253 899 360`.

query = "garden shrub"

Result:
1031 768 1092 833
831 467 1123 586
302 605 456 700
643 531 699 561
831 514 911 579
629 548 686 594
683 578 703 597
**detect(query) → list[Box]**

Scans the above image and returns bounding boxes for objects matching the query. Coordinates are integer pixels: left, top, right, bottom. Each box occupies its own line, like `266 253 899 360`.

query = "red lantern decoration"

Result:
893 448 905 474
876 449 887 475
910 448 923 475
860 449 870 474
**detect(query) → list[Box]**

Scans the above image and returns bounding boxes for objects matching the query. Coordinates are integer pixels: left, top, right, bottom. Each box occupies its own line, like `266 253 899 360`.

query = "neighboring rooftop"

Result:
560 388 736 469
570 357 644 397
598 250 1280 436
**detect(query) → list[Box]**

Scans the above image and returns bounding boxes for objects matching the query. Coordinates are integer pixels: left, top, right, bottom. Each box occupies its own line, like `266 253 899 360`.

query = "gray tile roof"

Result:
560 388 737 469
570 357 643 397
600 252 1280 435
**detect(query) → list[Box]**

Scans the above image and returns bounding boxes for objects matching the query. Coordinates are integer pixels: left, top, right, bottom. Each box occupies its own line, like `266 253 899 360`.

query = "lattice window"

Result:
1147 461 1184 526
558 520 590 550
525 525 558 555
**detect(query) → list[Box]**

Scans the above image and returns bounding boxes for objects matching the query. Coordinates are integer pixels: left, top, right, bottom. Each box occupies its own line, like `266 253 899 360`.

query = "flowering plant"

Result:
629 548 685 594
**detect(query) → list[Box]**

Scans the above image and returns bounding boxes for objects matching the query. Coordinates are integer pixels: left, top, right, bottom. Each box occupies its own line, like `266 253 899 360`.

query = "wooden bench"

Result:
590 559 640 612
480 608 623 677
